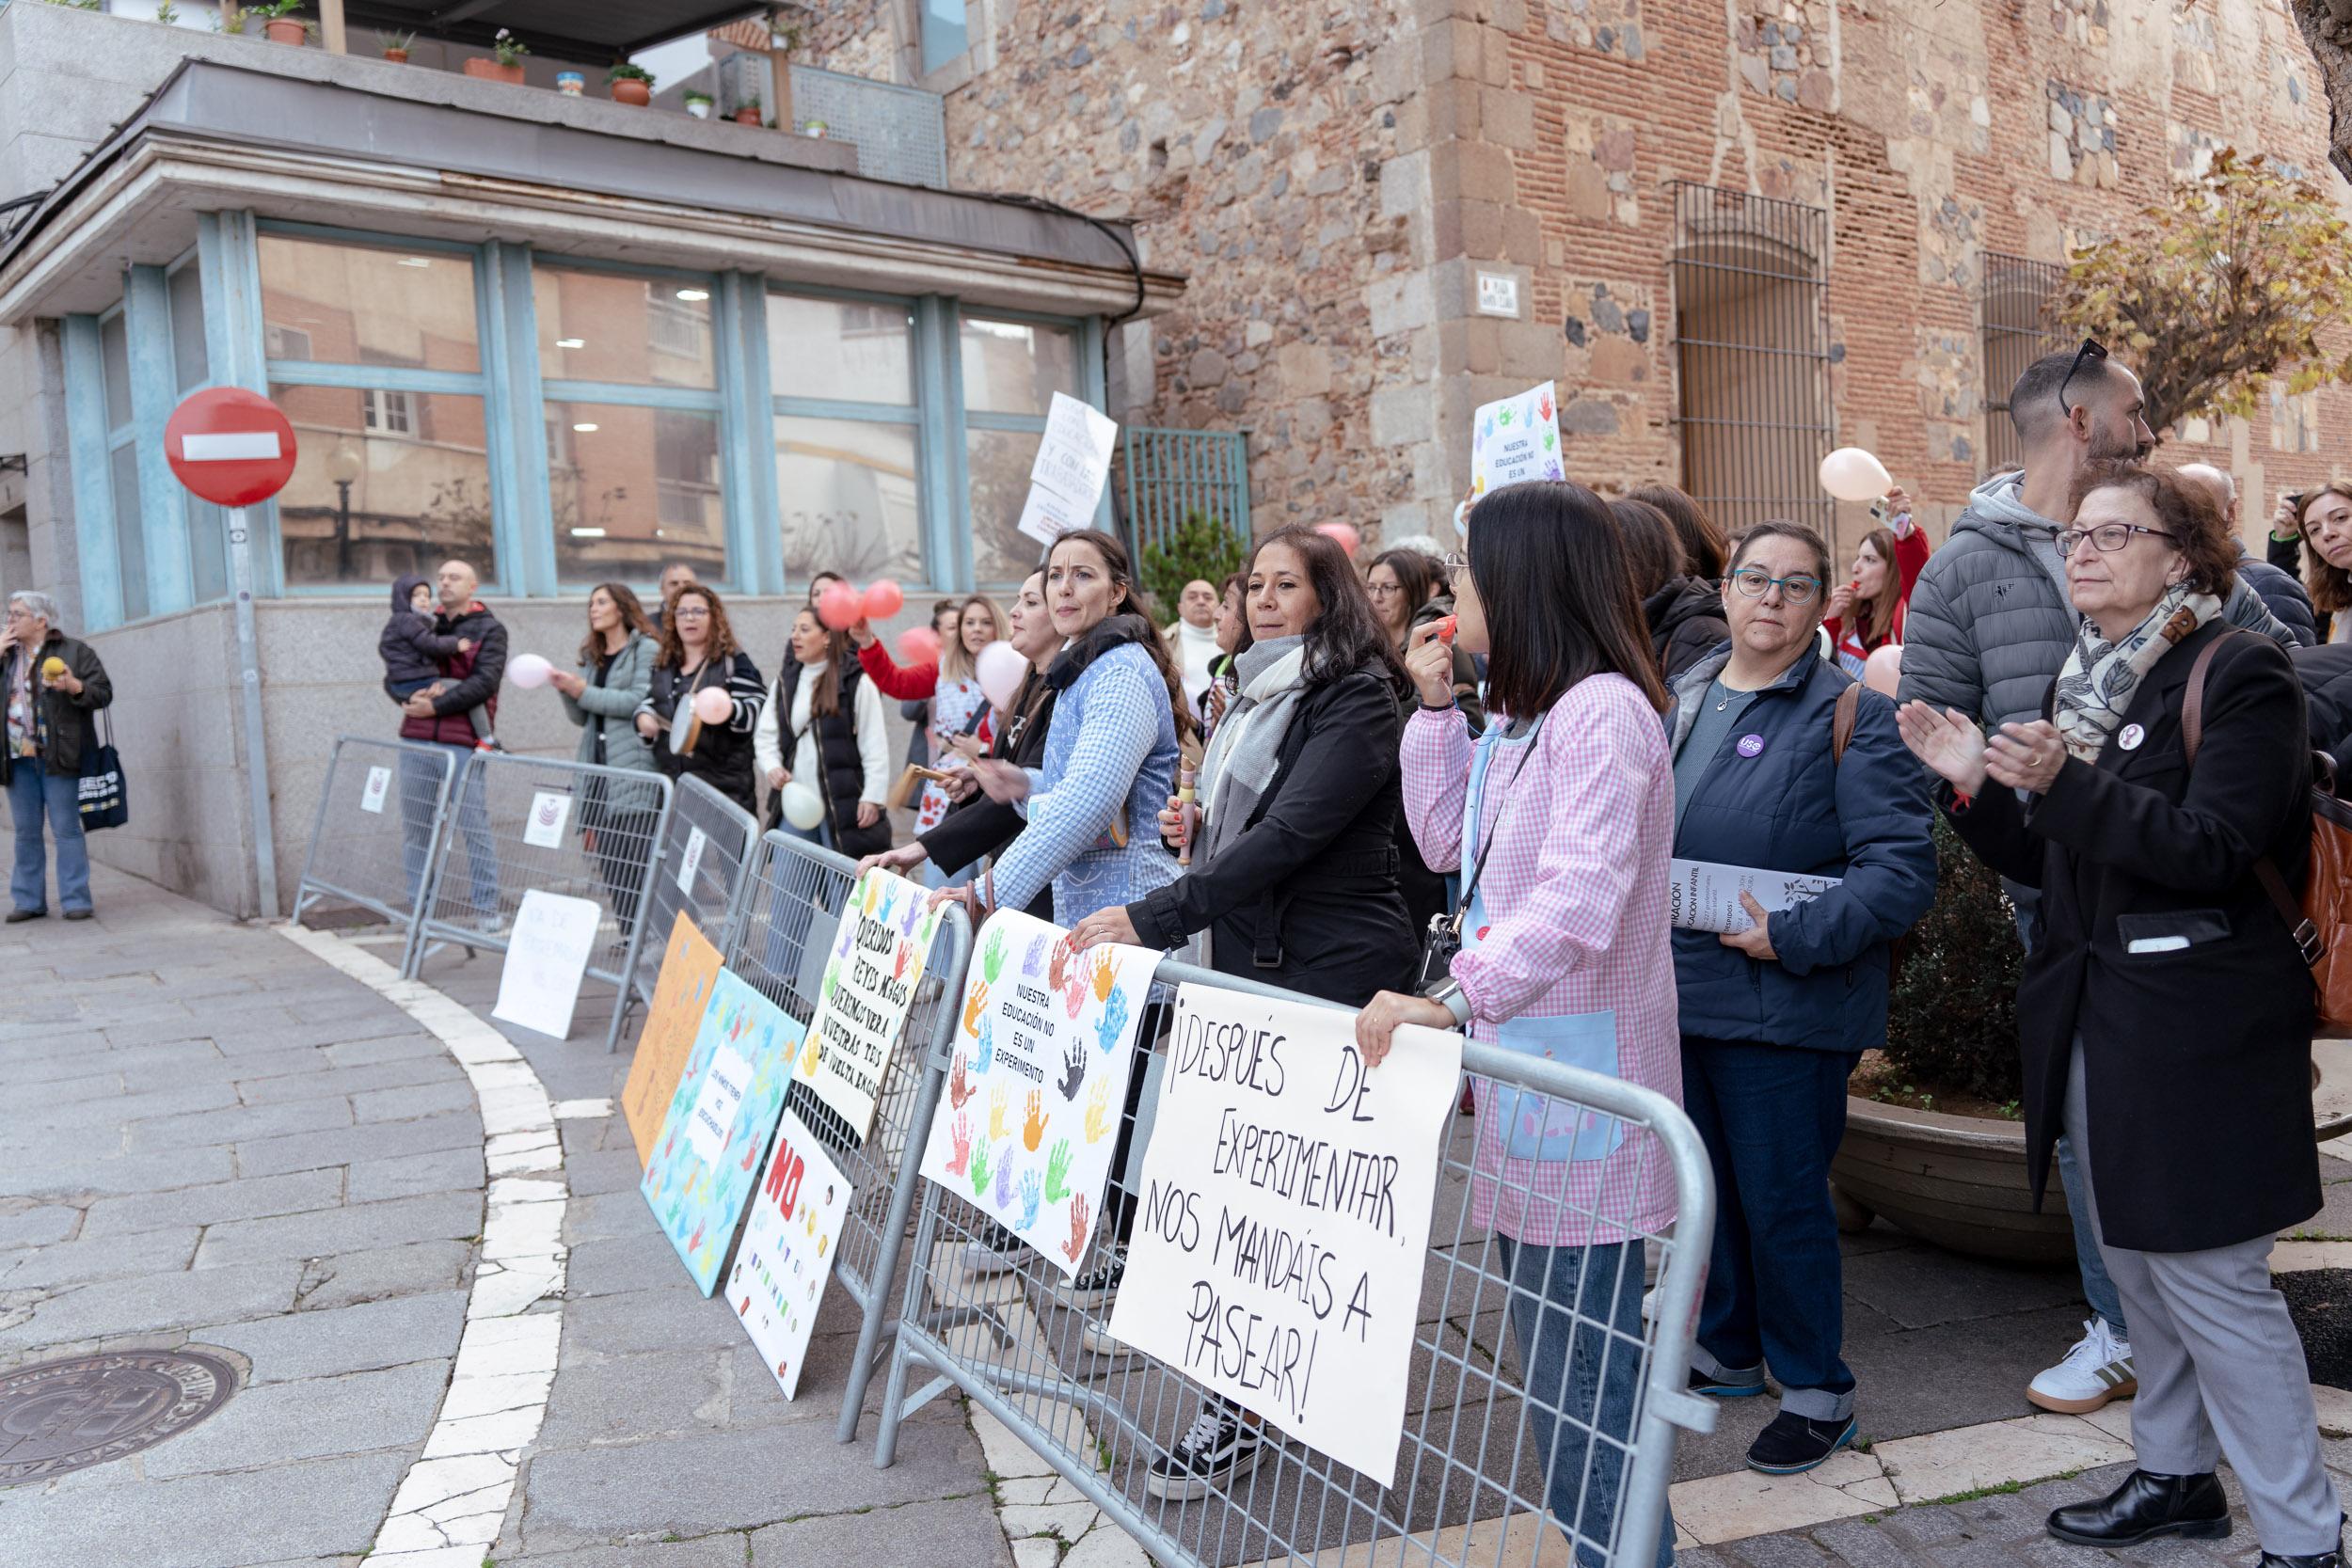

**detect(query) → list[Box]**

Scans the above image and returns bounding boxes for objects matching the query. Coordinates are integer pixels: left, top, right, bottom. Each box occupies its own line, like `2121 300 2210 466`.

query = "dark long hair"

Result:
1047 529 1195 740
578 581 653 663
1368 547 1438 641
788 607 852 717
1629 483 1726 581
1470 482 1670 717
1851 527 1903 649
1607 499 1686 598
1252 527 1407 691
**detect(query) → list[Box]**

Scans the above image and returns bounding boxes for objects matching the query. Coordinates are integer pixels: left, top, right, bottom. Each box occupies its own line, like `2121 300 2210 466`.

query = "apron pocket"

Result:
1486 1009 1627 1163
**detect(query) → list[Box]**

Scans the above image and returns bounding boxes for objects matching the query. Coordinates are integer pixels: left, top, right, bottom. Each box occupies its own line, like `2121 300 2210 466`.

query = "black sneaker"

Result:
1745 1411 1856 1475
1144 1403 1263 1500
1063 1259 1122 1310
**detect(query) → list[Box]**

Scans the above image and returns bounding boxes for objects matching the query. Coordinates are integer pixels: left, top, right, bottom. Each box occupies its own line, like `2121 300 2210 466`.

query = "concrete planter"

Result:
463 56 525 85
1833 1041 2352 1263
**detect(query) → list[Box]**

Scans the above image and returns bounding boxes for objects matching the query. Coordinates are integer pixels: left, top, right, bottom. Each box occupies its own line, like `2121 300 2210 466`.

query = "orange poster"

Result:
622 911 726 1165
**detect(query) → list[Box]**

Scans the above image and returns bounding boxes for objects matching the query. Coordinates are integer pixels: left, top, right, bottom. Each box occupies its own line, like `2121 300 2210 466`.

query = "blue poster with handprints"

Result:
641 968 804 1295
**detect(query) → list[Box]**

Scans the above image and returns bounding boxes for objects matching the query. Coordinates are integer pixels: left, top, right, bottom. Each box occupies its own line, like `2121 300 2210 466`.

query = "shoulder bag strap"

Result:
2181 630 2319 963
1831 682 1861 766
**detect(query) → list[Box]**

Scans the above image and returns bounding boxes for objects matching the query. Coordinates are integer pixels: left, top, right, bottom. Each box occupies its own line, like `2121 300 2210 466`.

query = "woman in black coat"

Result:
1902 461 2337 1564
634 585 764 816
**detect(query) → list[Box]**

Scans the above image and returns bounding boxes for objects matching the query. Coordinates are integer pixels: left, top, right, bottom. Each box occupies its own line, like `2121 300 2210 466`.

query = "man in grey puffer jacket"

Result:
1897 344 2296 1423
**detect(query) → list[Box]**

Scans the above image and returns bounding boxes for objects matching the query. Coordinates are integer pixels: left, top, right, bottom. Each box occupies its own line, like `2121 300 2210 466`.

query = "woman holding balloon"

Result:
633 585 765 816
753 607 892 859
540 583 661 929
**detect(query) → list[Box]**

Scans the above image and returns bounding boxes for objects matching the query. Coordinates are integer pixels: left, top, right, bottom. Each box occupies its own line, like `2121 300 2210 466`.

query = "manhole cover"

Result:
0 1349 238 1484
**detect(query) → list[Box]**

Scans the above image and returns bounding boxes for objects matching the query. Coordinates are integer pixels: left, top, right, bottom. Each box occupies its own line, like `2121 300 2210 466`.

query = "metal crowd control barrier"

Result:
404 751 675 1052
716 829 974 1446
619 774 763 1051
291 736 462 972
871 959 1717 1568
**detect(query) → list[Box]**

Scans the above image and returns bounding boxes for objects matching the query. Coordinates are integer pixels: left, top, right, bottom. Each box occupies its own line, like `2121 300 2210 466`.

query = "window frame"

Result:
949 302 1106 589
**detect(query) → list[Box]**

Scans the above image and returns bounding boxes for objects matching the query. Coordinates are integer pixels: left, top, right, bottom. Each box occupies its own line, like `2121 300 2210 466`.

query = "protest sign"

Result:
522 790 572 848
642 970 804 1295
621 912 726 1164
1470 380 1565 498
1015 391 1119 546
915 910 1157 1278
730 1106 851 1400
799 868 944 1141
1104 984 1460 1489
1667 858 1841 934
491 890 602 1040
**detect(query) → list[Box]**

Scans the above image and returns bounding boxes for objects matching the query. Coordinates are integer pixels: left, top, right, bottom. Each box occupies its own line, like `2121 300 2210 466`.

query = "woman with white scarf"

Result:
1902 461 2335 1566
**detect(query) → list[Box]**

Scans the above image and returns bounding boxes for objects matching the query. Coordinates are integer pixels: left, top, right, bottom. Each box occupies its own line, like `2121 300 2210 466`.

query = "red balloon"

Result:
817 581 864 631
1315 521 1362 559
863 579 905 620
897 626 943 665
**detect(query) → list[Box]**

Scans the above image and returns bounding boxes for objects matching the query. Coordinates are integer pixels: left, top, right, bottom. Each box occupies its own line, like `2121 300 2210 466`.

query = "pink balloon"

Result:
691 686 734 725
863 579 905 620
1863 643 1904 699
898 626 943 665
507 653 552 689
975 641 1027 709
1315 521 1361 559
817 581 864 631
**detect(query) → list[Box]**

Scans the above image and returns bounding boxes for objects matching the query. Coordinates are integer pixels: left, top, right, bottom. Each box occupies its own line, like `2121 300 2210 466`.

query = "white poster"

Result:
1015 391 1120 546
686 1043 755 1168
1470 380 1565 498
916 909 1159 1278
1667 858 1842 935
801 869 945 1141
730 1107 851 1401
359 765 392 816
491 890 604 1040
523 790 573 848
1105 984 1460 1490
675 826 708 896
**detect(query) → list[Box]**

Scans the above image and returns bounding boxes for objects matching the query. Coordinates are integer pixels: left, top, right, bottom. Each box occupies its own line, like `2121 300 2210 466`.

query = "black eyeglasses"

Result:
2056 523 2176 557
2057 338 2109 415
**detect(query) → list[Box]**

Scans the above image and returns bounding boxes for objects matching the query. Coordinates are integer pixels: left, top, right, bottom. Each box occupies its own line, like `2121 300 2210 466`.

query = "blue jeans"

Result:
399 745 498 916
1496 1236 1675 1568
8 761 90 914
1678 1037 1857 1418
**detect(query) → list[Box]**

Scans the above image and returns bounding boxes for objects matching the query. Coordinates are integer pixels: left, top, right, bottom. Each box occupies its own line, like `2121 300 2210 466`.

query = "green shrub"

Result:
1137 511 1248 621
1882 813 2026 1105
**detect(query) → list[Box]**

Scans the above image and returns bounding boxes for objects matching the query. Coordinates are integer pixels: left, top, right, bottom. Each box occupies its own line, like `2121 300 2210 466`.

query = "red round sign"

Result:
164 387 297 507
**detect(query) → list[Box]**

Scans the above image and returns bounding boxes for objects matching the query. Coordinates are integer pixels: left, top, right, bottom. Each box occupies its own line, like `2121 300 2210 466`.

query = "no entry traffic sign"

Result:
164 387 297 507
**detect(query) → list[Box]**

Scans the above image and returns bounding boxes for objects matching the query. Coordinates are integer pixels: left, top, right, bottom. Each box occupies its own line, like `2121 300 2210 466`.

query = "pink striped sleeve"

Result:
1400 705 1472 874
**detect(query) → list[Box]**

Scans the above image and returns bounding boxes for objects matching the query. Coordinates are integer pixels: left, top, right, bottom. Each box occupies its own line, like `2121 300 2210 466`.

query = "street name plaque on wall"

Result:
0 1349 238 1483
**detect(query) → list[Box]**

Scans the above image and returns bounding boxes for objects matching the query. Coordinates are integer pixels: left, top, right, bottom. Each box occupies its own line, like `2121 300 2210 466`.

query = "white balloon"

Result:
780 780 825 832
1819 447 1894 503
975 641 1028 709
508 653 553 689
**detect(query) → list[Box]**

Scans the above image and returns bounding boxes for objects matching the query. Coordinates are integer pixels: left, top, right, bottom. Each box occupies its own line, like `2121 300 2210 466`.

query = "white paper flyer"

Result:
1667 859 1841 935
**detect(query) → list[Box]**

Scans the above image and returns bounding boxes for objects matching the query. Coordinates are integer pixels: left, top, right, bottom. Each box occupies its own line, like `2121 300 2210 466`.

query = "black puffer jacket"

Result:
1645 577 1730 684
768 658 890 858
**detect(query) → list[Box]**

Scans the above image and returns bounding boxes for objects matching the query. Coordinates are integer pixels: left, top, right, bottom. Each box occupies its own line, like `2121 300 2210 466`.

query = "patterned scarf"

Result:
2051 585 2220 764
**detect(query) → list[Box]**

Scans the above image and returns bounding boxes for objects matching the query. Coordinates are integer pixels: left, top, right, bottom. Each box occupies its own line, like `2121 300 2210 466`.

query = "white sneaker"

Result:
2027 1317 2137 1413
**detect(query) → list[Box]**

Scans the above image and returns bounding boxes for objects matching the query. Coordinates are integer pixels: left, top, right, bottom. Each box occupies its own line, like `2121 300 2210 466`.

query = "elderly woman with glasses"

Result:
1904 462 2339 1565
1 590 112 923
1666 520 1935 1474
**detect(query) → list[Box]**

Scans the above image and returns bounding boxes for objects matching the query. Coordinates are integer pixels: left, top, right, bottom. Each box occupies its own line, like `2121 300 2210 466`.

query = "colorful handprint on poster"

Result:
915 909 1157 1280
801 868 943 1141
1469 379 1565 497
641 969 804 1295
730 1106 850 1401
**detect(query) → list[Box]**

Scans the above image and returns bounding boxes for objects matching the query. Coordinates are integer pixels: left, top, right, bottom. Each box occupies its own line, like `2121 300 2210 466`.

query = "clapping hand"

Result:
1984 719 2066 794
1896 703 1989 797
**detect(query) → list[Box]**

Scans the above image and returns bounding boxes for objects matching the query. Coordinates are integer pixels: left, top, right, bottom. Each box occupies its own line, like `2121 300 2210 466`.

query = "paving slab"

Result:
294 1238 476 1311
139 1361 453 1478
196 1190 483 1269
78 1168 347 1239
0 1449 405 1568
199 1290 470 1384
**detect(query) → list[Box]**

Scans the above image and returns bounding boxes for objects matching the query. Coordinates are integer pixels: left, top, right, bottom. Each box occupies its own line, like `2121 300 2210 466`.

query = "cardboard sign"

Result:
916 910 1158 1278
1470 380 1565 498
1104 984 1460 1489
622 912 726 1164
730 1106 851 1401
523 790 572 848
1015 391 1119 546
675 826 709 896
490 890 603 1040
641 970 804 1295
799 869 944 1141
359 765 392 815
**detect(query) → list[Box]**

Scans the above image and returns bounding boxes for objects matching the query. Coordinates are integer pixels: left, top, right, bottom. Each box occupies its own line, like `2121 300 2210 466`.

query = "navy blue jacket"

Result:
1666 648 1936 1053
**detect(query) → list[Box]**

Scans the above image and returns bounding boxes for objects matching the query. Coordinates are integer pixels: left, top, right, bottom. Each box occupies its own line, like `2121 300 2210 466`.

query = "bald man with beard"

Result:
2176 463 2315 647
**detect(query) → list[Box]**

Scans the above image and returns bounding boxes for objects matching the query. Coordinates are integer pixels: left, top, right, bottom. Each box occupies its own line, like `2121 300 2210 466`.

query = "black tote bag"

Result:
76 709 128 832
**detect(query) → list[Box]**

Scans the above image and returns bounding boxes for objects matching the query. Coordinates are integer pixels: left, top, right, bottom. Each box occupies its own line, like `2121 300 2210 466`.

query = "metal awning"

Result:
335 0 767 63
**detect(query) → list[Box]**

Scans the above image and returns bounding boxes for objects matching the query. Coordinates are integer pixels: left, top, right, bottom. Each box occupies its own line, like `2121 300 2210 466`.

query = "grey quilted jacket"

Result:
1898 471 2295 733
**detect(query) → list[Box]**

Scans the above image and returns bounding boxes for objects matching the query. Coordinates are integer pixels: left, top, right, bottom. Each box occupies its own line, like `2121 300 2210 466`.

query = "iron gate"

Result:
1980 251 2069 476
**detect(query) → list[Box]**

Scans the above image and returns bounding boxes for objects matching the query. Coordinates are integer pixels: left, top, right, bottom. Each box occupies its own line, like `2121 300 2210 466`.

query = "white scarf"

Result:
2051 584 2220 764
1195 637 1310 867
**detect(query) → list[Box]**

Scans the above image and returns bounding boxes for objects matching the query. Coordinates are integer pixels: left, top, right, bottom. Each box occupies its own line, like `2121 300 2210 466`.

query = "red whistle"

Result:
1433 615 1457 643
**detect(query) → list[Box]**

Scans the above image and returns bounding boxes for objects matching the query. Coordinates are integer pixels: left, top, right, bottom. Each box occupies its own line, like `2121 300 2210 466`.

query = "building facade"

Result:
796 0 2352 548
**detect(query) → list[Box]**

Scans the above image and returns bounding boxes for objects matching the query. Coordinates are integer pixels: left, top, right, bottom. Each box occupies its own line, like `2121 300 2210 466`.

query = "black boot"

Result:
2047 1470 2230 1547
2258 1515 2347 1568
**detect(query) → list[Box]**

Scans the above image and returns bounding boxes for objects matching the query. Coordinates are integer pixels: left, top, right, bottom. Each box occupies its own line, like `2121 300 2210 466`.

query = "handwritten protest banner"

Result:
1104 984 1460 1489
730 1105 851 1401
1470 380 1564 498
916 910 1158 1278
642 969 804 1295
1015 391 1119 546
491 890 602 1040
799 868 943 1141
621 912 726 1164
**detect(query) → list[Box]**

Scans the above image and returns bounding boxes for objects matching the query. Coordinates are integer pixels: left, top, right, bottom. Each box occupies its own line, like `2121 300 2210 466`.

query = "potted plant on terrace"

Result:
381 29 415 62
248 0 310 46
684 89 714 119
465 26 528 84
733 94 762 126
607 62 655 105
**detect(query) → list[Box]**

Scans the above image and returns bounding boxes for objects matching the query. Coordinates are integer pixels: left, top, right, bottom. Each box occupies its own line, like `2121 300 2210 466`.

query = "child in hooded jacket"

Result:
380 573 493 746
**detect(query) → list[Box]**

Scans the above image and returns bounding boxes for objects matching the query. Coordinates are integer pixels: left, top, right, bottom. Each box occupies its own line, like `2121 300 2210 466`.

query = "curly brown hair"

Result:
2066 460 2239 598
655 584 743 670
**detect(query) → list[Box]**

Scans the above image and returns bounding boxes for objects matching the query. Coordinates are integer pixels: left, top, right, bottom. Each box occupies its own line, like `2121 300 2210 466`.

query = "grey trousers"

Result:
2064 1041 2342 1554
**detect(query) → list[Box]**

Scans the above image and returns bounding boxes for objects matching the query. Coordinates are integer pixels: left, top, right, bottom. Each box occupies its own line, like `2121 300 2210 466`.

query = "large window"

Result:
537 263 728 585
97 309 149 622
261 235 496 588
164 258 229 605
771 292 924 585
920 0 971 75
960 316 1082 585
